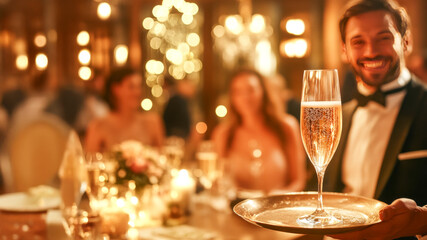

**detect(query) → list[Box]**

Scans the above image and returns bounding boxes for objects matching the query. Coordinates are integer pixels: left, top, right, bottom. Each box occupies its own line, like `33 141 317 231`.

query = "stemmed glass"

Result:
297 69 342 226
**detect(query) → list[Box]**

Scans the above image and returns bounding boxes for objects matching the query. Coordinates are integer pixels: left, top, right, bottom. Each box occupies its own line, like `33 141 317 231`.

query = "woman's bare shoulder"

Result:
279 113 300 133
212 122 232 138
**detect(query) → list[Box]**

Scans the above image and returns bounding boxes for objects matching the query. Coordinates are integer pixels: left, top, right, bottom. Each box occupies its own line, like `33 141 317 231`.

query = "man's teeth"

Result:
363 61 383 68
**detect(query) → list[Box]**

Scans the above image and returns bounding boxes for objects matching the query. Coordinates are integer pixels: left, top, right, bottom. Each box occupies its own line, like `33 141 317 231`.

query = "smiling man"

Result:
323 0 427 239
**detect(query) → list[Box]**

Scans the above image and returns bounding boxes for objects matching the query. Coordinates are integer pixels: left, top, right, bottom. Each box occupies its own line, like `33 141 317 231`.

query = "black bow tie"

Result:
356 84 408 107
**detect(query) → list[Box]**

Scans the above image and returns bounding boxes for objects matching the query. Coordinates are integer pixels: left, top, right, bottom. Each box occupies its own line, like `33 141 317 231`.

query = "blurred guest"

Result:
85 67 164 152
212 69 306 194
162 76 194 140
45 83 85 128
0 87 26 120
323 2 427 238
75 69 109 137
268 74 301 122
11 71 53 127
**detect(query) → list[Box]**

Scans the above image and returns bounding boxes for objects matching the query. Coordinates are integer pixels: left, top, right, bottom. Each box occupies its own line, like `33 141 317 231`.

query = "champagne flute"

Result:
297 69 342 226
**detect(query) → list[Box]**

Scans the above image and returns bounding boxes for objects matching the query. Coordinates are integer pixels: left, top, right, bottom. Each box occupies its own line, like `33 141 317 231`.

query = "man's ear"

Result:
341 42 349 63
403 31 413 56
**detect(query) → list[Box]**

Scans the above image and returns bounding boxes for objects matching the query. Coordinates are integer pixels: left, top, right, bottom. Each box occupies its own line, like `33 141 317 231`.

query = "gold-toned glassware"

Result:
298 69 342 226
62 206 102 240
196 140 219 190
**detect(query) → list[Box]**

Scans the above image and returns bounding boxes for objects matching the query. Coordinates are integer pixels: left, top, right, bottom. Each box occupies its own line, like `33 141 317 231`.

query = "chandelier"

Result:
212 0 276 76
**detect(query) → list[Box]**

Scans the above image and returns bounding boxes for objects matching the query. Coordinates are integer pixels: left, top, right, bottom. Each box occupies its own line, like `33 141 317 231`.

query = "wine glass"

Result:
297 69 342 227
196 140 219 190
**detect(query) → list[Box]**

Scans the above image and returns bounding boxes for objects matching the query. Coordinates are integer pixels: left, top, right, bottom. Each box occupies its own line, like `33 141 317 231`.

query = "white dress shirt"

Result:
342 68 411 198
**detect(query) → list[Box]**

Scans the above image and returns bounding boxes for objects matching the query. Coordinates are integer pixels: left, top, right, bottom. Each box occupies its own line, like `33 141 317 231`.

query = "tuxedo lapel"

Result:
374 80 424 199
325 100 357 192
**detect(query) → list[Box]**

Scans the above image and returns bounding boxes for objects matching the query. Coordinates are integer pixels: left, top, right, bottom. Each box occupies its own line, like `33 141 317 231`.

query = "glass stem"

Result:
316 170 325 212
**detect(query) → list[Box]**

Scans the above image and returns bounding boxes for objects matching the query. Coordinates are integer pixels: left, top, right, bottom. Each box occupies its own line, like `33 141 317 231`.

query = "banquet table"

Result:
0 200 324 240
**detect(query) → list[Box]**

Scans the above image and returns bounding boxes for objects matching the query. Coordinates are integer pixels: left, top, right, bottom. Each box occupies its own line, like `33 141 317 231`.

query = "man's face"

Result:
343 10 408 88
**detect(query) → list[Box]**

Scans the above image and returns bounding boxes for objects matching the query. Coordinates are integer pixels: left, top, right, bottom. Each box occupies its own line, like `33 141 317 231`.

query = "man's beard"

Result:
352 57 401 87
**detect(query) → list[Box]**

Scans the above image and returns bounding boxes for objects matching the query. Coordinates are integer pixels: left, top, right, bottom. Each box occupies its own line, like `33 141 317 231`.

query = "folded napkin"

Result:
27 185 60 207
46 209 68 240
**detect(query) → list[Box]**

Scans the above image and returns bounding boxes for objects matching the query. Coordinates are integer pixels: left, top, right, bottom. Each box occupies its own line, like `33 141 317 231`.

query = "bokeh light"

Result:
97 2 111 20
78 66 92 81
35 53 48 70
186 33 200 47
77 31 90 46
141 98 153 111
225 15 243 35
285 19 305 36
215 105 227 118
142 17 155 30
34 33 47 48
280 38 308 58
250 14 266 33
195 122 207 134
78 49 91 65
16 55 28 70
151 85 163 97
114 45 128 66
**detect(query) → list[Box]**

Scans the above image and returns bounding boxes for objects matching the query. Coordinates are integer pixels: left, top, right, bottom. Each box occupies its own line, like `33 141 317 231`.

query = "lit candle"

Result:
170 169 196 214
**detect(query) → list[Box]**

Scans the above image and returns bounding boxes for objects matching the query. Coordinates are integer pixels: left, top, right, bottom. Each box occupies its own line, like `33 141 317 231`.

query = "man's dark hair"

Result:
339 0 410 42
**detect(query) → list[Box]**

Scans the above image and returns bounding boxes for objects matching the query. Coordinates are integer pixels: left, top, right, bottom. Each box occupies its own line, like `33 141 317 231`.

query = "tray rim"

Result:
233 191 388 235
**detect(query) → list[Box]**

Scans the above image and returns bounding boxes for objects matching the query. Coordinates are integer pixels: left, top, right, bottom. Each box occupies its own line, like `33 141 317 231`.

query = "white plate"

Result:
0 192 61 212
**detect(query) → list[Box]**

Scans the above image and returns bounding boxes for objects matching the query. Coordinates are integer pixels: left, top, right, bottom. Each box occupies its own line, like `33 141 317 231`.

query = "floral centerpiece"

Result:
111 140 165 191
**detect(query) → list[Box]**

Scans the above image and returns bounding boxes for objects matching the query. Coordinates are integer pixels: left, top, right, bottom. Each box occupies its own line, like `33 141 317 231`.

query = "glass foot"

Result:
297 209 341 227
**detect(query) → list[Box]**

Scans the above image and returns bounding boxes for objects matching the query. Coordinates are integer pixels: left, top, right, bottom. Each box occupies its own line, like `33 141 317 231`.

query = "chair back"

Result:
1 113 70 192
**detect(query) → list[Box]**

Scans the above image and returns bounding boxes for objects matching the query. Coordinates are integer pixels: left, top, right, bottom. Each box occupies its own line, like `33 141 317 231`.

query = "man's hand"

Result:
328 198 427 240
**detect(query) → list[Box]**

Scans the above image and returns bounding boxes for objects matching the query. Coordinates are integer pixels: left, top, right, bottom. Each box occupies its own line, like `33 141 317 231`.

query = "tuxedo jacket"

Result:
324 79 427 206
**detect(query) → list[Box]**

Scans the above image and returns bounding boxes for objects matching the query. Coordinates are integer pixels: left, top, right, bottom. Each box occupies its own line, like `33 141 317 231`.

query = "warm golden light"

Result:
151 85 163 97
286 19 305 36
215 105 227 118
181 13 193 25
35 53 48 70
212 25 225 38
166 49 183 65
193 59 203 72
183 60 195 74
142 17 155 30
153 5 169 22
97 2 111 20
141 98 153 111
150 37 162 50
114 45 128 66
178 43 190 54
16 55 28 70
152 23 167 37
145 60 164 75
186 33 200 47
77 31 90 46
195 122 207 134
78 49 91 65
34 33 47 48
250 14 266 33
281 38 308 58
78 66 92 81
225 15 243 35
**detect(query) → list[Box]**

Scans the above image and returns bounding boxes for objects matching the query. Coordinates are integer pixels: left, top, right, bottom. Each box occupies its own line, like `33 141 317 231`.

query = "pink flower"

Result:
129 157 149 173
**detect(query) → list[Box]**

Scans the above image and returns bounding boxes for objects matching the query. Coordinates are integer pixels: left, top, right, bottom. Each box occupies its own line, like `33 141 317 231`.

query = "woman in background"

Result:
212 69 306 195
85 67 164 152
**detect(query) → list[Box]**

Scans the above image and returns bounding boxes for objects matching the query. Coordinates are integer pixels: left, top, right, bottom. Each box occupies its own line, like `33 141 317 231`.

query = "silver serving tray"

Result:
233 192 387 234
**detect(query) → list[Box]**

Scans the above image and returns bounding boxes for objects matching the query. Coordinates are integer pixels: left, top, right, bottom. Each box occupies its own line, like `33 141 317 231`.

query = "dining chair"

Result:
0 113 70 193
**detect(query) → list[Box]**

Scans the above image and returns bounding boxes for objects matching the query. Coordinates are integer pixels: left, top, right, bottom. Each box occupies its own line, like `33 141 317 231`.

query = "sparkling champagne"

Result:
301 101 342 171
197 152 218 181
